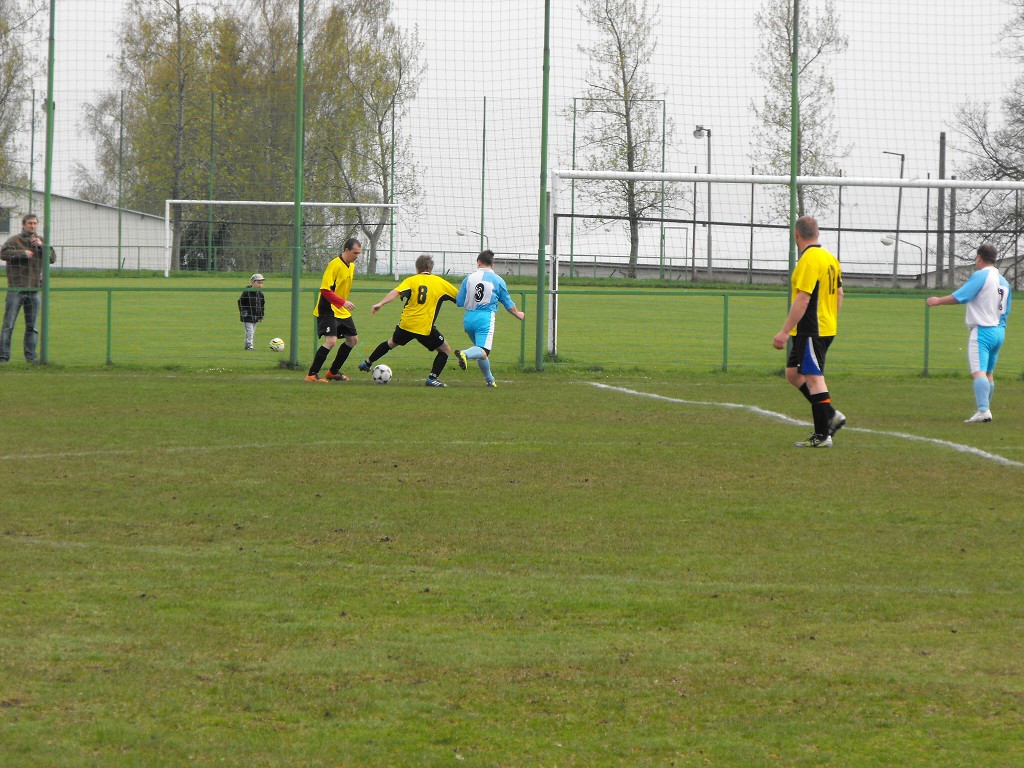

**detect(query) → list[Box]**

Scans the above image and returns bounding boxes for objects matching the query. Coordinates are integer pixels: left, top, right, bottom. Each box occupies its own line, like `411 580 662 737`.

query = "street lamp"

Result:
693 125 712 277
456 227 490 250
881 235 924 282
883 150 906 288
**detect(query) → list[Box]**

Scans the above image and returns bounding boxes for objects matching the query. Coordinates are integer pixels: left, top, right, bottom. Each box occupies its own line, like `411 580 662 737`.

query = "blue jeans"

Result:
0 290 42 362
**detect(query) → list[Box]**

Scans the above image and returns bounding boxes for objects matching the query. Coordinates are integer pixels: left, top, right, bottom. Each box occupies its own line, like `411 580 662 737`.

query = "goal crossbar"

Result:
163 199 400 276
552 170 1024 191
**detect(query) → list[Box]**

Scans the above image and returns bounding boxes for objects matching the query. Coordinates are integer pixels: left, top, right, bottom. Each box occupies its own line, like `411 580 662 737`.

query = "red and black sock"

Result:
810 391 832 437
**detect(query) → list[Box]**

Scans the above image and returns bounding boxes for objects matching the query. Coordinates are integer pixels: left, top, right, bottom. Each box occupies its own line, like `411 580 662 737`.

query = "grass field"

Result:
2 362 1023 766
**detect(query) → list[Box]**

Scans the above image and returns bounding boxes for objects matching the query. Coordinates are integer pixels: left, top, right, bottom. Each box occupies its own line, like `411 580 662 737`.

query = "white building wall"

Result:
1 189 165 271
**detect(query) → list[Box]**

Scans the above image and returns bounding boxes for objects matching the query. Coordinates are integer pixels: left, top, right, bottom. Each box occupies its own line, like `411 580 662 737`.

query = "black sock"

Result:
367 341 391 366
330 343 353 374
810 391 832 437
430 351 449 378
799 383 813 403
308 346 330 376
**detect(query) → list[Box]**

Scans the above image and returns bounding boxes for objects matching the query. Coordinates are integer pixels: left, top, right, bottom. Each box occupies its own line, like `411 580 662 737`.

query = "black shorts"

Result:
392 325 445 352
317 314 357 339
786 335 834 376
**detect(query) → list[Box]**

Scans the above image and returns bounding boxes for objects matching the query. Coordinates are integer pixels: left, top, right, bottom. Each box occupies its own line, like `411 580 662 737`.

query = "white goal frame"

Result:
163 199 400 277
546 169 1024 357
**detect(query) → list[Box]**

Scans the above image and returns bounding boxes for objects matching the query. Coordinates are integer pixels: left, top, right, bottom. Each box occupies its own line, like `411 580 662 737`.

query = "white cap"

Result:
250 274 265 282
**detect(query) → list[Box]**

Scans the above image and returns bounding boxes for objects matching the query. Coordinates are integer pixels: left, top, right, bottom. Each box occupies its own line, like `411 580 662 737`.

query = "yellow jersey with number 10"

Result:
790 245 842 337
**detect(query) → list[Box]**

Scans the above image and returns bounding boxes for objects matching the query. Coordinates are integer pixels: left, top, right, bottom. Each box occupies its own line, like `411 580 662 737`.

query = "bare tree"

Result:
751 0 848 218
306 0 424 276
952 0 1024 283
574 0 675 279
0 0 44 186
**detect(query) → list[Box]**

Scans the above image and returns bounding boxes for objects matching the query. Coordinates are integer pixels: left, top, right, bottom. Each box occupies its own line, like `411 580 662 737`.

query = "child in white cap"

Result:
238 274 266 350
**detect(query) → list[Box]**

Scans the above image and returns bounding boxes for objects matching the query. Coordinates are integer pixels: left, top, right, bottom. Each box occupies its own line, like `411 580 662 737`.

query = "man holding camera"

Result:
1 213 56 363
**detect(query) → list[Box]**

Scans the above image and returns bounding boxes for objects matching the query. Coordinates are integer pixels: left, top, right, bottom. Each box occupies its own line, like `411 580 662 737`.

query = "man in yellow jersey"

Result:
356 254 466 388
772 216 846 448
306 238 362 383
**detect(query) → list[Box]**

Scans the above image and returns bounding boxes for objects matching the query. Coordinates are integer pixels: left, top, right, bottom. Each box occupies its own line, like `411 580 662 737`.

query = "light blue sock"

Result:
464 346 486 360
988 379 995 406
973 377 990 412
478 357 493 383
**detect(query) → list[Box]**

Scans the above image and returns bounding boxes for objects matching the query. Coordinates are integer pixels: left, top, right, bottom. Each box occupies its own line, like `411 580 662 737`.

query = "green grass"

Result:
1 366 1023 766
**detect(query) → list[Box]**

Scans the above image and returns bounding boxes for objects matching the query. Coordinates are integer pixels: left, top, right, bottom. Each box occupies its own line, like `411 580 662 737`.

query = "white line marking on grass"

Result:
0 439 510 463
588 382 1024 468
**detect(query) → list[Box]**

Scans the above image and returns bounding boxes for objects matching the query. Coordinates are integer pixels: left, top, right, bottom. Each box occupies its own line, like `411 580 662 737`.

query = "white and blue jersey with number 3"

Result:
457 268 515 350
952 265 1012 374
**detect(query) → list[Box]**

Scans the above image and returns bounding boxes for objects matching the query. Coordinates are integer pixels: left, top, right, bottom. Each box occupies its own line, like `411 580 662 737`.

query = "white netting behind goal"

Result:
164 200 398 278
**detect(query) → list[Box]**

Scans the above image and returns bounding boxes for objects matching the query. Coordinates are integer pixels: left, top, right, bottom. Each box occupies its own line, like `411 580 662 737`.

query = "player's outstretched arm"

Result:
371 289 401 315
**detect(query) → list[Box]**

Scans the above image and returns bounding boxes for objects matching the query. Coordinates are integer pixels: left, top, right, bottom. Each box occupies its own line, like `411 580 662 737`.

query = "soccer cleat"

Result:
325 371 349 382
486 380 497 388
304 374 328 383
357 360 372 372
964 410 993 423
828 409 846 437
244 345 254 351
454 350 468 370
794 434 832 448
425 377 446 388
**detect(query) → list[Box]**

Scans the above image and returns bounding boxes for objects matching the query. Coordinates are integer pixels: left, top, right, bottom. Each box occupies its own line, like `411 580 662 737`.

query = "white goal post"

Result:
163 199 400 277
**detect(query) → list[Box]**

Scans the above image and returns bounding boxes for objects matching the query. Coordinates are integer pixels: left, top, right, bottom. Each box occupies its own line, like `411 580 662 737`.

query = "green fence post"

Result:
722 293 729 371
923 302 930 376
519 291 527 367
106 290 113 365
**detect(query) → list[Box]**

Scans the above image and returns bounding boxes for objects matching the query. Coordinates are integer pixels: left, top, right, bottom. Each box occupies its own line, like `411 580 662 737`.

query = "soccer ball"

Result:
269 337 285 352
372 364 392 384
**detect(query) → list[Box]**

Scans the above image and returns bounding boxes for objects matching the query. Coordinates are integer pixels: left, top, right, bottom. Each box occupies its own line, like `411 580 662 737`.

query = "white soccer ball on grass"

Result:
269 337 285 352
372 364 392 384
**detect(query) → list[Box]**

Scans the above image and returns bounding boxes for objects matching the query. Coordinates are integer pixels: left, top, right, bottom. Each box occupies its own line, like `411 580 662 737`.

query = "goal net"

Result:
163 200 399 278
548 169 1024 354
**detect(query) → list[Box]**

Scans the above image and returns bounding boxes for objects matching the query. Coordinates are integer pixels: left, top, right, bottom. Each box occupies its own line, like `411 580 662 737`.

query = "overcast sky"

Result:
29 0 1022 273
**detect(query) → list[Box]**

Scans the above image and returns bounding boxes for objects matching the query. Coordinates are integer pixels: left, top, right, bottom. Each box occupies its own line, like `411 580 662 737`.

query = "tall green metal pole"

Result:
788 0 800 280
208 92 215 271
570 97 577 278
290 0 306 367
40 1 56 364
117 90 124 272
480 96 487 252
29 89 35 211
389 109 395 277
659 100 666 280
535 0 552 370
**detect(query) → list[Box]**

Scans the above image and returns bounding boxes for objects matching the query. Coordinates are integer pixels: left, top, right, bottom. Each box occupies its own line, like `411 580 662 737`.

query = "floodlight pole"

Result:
693 125 712 277
883 150 905 288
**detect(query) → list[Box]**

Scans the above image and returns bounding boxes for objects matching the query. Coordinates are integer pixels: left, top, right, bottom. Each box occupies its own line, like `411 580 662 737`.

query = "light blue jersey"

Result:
952 266 1011 375
457 267 517 379
952 266 1011 328
457 268 515 314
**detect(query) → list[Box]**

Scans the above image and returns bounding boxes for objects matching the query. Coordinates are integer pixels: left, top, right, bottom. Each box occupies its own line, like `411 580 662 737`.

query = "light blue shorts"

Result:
463 310 496 351
968 325 1005 374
